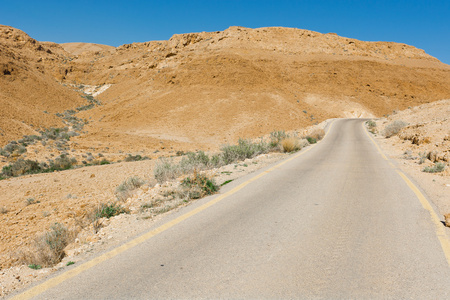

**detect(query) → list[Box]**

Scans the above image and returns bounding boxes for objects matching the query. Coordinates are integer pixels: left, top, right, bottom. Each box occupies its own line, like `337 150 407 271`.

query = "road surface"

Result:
12 119 450 299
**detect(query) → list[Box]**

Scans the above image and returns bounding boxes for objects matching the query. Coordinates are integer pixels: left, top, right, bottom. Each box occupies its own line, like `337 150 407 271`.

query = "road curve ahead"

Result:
13 119 450 299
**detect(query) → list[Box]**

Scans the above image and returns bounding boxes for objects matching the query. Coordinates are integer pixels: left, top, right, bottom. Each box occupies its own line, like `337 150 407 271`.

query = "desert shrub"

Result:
154 158 180 183
306 136 317 144
95 202 128 219
179 151 212 172
422 162 446 173
221 139 270 164
1 159 42 177
281 137 302 153
76 103 95 111
210 154 223 167
40 127 69 140
269 130 288 147
384 120 408 138
49 154 77 171
115 176 145 201
124 154 148 162
0 142 27 156
418 152 428 164
89 202 129 233
308 128 325 141
29 223 73 267
366 120 377 128
181 172 219 199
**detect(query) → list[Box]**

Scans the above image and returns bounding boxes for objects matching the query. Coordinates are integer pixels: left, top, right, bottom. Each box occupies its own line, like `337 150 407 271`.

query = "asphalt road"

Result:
13 119 450 299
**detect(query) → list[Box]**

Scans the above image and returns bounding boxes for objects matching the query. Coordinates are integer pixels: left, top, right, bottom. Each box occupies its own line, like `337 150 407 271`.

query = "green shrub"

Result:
422 162 446 173
28 264 42 270
366 120 377 128
221 139 270 164
306 136 317 144
181 173 219 199
95 202 128 219
384 120 408 138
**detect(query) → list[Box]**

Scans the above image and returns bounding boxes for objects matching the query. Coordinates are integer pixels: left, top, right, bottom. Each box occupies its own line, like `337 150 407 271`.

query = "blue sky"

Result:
2 0 449 64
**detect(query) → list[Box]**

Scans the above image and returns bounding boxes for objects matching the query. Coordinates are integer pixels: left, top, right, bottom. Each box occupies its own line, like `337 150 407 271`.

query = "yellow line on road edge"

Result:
362 122 450 266
13 122 333 300
396 171 450 266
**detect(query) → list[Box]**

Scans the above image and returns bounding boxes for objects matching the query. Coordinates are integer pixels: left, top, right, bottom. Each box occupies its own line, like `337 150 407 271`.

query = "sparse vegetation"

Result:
422 162 446 173
1 206 8 214
307 128 326 141
124 154 149 162
366 119 377 133
28 264 42 270
66 261 75 266
180 172 218 199
0 142 27 157
384 120 407 138
269 130 288 147
418 152 427 164
1 155 77 178
49 154 77 171
115 176 145 201
281 137 302 152
221 139 270 165
95 202 128 219
2 159 42 177
25 198 36 206
306 136 317 144
22 223 74 267
154 158 180 183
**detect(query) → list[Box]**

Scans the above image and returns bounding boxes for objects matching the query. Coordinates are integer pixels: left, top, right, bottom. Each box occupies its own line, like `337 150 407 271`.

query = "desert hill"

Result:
1 25 450 155
61 42 114 56
0 25 86 146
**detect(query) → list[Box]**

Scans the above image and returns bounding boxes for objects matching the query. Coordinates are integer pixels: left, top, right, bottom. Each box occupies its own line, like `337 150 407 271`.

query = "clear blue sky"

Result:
2 0 449 64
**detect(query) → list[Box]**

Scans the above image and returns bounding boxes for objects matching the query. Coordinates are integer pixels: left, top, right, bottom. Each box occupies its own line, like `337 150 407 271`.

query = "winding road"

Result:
12 119 450 299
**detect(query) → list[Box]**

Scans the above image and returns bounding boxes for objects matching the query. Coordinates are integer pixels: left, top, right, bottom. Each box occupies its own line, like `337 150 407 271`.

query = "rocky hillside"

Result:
1 25 450 154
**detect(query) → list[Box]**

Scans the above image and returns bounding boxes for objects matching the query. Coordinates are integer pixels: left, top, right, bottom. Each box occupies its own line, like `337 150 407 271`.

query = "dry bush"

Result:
422 162 446 173
154 158 180 183
308 128 326 140
20 223 76 267
115 176 145 201
281 137 301 153
384 120 407 138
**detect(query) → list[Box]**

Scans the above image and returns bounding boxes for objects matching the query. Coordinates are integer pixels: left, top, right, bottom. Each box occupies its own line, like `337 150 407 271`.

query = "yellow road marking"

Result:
363 121 450 266
13 122 334 300
397 171 450 266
